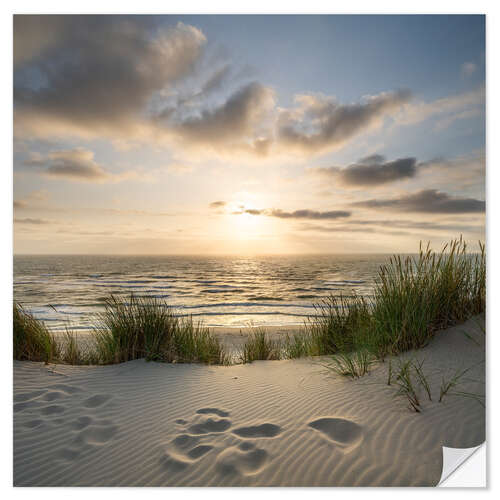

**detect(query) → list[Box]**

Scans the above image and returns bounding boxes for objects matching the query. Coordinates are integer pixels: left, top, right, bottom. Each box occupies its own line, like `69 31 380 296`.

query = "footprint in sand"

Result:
14 385 82 415
232 423 282 439
215 441 269 476
56 419 119 462
47 389 118 462
164 407 283 476
160 433 214 472
308 417 363 451
68 415 93 430
83 394 112 408
161 407 231 472
187 417 232 435
72 421 118 445
196 407 230 418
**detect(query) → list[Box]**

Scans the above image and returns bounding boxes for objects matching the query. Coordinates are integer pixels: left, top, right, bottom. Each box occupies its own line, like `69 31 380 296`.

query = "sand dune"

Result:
13 315 485 486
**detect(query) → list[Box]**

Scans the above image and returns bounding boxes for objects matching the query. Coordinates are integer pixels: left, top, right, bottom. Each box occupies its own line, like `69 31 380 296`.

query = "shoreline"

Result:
52 324 307 360
208 324 305 354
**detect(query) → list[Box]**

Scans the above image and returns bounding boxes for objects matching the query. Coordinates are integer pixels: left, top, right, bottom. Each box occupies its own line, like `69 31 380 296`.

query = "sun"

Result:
227 201 265 241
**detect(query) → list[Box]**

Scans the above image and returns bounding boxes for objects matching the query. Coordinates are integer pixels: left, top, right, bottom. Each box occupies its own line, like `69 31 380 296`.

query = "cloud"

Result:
14 217 52 224
312 156 417 187
269 209 351 220
417 152 485 190
44 149 110 181
352 189 485 213
172 82 275 147
310 150 485 191
14 15 70 67
14 17 206 138
292 216 485 241
13 200 27 209
461 61 477 77
357 154 386 165
346 219 483 232
25 148 107 181
396 87 484 129
13 189 50 210
276 89 411 154
25 148 139 183
200 64 231 95
209 201 227 208
307 219 482 233
234 207 351 220
294 223 408 236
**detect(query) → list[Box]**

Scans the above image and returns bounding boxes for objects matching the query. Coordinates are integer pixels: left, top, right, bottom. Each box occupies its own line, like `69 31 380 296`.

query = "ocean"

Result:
13 254 389 333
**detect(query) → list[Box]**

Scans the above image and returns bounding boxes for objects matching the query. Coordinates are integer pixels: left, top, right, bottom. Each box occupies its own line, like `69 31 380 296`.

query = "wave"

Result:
247 296 284 301
311 287 341 291
324 280 366 285
178 301 315 309
175 311 315 318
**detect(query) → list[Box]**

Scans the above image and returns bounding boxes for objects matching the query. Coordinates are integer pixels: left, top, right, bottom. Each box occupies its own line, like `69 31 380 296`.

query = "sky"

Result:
13 15 485 255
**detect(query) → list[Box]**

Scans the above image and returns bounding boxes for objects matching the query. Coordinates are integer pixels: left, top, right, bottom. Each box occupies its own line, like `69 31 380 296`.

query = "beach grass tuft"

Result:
439 366 471 403
393 359 421 412
59 329 101 365
283 331 313 359
13 303 60 364
412 358 432 401
240 329 282 363
93 294 228 365
325 350 374 378
305 293 372 355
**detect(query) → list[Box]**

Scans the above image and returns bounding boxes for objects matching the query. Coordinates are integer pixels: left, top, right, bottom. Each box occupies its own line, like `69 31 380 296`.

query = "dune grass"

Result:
13 303 60 363
93 294 228 365
285 237 485 363
283 331 312 359
393 359 422 412
369 238 485 355
324 350 374 378
439 366 474 403
13 295 228 366
304 294 372 356
59 329 102 365
240 329 282 363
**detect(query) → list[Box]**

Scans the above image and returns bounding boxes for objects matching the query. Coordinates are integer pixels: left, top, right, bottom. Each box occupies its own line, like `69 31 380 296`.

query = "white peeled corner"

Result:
438 443 486 487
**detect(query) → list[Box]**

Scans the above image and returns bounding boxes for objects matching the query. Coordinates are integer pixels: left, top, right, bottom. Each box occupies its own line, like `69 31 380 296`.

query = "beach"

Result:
14 314 485 486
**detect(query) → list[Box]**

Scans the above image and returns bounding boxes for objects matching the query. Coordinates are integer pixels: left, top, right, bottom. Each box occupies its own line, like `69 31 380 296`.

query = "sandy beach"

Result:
13 315 485 486
209 324 304 357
